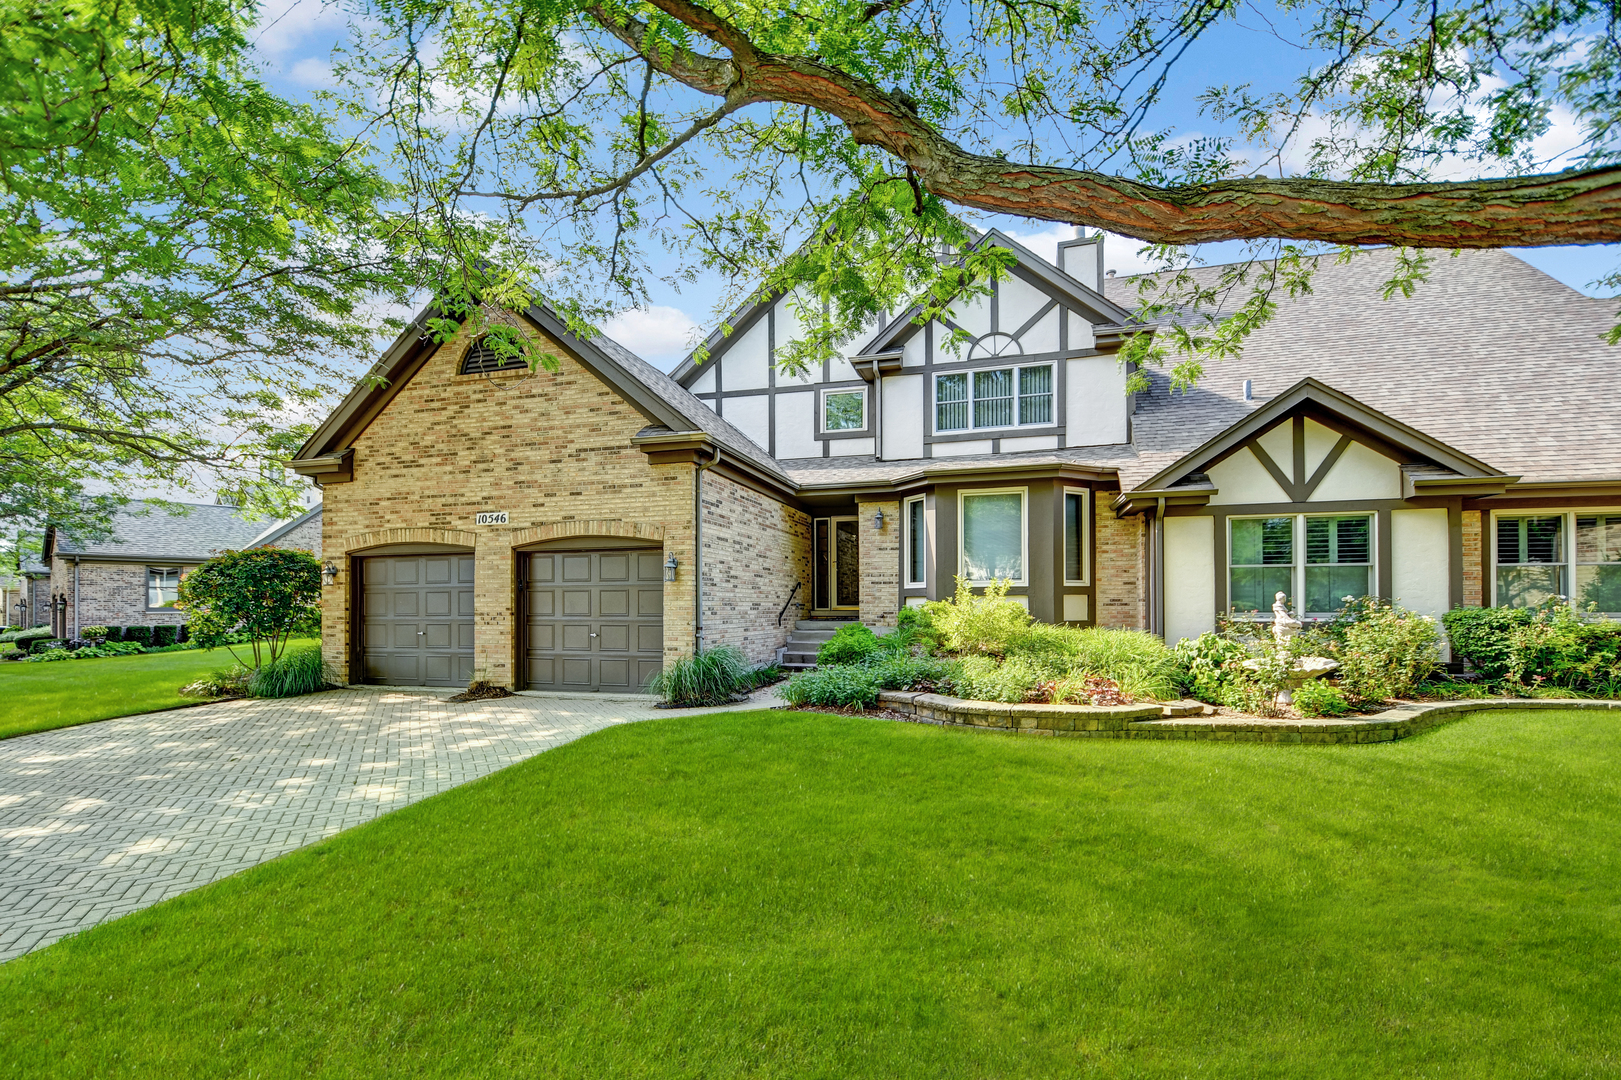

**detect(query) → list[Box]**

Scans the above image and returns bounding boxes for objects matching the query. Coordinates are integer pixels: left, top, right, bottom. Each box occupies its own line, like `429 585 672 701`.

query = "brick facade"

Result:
1461 509 1483 607
1094 504 1147 630
856 499 901 628
261 512 322 556
320 323 806 685
48 558 190 636
699 471 811 661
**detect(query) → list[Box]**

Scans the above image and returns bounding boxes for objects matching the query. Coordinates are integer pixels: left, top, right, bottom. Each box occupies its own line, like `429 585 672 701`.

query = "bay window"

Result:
959 488 1026 584
1229 514 1372 617
935 363 1054 433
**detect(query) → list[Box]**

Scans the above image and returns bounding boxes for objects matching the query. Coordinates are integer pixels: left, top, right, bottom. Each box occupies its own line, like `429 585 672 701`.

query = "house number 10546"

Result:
475 511 509 525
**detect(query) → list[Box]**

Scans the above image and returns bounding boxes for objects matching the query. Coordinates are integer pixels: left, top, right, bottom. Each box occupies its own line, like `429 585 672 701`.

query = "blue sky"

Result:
249 0 1621 371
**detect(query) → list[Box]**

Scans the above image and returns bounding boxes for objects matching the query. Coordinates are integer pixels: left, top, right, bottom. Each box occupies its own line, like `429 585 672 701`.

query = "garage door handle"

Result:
418 632 425 635
590 633 598 637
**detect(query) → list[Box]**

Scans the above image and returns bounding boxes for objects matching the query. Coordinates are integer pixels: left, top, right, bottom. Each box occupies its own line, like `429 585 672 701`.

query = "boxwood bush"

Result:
151 624 178 648
1442 607 1533 679
122 625 154 648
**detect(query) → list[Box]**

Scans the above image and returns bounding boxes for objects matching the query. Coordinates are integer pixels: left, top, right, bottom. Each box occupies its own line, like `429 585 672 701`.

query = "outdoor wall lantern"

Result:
663 554 679 582
321 560 339 587
873 509 885 530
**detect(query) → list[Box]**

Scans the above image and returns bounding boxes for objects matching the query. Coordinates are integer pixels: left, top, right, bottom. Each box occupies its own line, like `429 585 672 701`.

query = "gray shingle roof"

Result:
247 504 322 548
54 502 272 561
780 444 1144 487
1105 248 1621 486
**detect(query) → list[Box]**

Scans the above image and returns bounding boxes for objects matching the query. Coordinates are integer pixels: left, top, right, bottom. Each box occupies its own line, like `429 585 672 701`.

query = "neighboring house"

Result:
292 234 1621 690
39 501 322 638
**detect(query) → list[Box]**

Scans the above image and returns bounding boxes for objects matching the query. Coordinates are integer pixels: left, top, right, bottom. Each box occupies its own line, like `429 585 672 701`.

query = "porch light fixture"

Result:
663 554 679 582
873 509 885 530
321 560 339 587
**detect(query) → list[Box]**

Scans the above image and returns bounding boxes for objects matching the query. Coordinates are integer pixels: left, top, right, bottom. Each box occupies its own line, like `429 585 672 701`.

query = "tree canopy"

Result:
339 0 1621 379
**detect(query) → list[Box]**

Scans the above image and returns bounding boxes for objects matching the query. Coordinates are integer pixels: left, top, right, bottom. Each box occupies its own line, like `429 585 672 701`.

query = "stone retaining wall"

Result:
876 691 1621 744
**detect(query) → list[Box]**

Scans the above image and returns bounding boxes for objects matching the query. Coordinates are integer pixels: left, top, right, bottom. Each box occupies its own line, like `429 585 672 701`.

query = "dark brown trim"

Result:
1303 435 1353 497
345 542 475 556
1448 502 1465 610
515 536 661 552
1247 439 1300 502
1376 508 1394 600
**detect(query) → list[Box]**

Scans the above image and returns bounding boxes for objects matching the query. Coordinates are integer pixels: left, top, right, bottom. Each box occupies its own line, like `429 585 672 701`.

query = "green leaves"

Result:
176 548 322 669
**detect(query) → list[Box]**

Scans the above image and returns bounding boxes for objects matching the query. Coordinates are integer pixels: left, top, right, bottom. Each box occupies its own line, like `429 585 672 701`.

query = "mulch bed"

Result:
448 681 516 703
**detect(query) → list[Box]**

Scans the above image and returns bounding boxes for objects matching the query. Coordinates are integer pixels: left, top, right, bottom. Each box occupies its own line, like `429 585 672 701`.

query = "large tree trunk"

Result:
591 0 1621 248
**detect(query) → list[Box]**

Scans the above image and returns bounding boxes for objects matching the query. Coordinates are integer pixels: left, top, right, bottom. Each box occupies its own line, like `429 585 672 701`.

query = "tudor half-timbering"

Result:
293 231 1621 690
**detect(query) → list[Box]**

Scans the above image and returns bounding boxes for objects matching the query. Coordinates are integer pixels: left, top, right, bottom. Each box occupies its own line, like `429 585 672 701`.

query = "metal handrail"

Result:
777 581 802 627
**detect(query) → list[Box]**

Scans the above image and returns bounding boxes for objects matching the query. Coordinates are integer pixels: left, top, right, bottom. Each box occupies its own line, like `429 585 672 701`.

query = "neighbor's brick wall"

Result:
1461 510 1483 607
857 499 901 628
699 471 811 661
321 323 699 686
29 576 50 629
49 558 190 634
260 511 322 556
1095 505 1147 630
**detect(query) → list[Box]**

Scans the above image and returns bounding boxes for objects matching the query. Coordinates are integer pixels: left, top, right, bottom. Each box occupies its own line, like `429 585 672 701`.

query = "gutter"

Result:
72 555 80 640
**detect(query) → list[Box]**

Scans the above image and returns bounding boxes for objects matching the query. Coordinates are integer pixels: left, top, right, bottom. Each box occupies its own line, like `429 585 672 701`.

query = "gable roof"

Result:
293 300 788 485
1109 247 1621 486
247 504 322 548
48 502 270 562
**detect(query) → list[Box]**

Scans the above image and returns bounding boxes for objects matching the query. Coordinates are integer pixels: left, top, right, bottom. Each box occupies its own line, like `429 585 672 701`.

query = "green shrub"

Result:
779 654 959 709
922 577 1031 656
1336 597 1441 702
947 654 1052 703
818 623 883 665
101 625 124 643
181 665 252 698
80 625 110 643
151 624 178 648
30 637 65 655
26 646 74 662
123 625 154 648
145 641 200 654
246 645 333 698
1504 605 1621 693
1442 607 1533 679
1173 632 1249 703
6 626 53 646
1292 679 1351 717
651 646 753 707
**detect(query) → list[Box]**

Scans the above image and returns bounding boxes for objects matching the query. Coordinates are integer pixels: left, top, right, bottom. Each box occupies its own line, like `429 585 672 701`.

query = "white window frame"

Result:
1490 508 1621 614
819 387 867 433
903 495 927 588
1227 512 1376 619
1062 487 1090 586
957 486 1029 587
932 362 1055 434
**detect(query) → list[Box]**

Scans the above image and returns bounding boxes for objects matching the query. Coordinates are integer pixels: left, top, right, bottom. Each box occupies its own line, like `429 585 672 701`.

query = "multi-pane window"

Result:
823 390 865 431
1495 513 1621 613
1063 489 1087 584
960 489 1026 584
147 567 182 609
935 364 1054 432
1496 515 1565 607
1577 515 1621 613
1230 515 1372 616
905 497 926 587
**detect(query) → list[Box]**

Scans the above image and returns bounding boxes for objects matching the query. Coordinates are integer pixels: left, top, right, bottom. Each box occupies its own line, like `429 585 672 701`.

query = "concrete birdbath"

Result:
1241 592 1340 705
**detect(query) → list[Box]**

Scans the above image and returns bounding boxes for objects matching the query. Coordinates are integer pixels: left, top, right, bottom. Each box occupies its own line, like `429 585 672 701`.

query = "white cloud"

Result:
286 57 336 90
603 305 703 369
998 221 1164 280
252 0 348 59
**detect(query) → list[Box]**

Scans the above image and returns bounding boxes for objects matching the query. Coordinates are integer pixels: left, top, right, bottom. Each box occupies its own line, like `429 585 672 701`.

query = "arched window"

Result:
968 332 1020 360
460 336 528 375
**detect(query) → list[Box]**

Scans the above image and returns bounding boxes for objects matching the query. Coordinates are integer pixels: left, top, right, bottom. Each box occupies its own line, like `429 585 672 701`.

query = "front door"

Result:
812 517 861 610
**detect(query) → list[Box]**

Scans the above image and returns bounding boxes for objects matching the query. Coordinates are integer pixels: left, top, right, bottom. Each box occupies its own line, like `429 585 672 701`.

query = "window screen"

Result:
1304 516 1372 613
824 391 864 431
1229 517 1293 612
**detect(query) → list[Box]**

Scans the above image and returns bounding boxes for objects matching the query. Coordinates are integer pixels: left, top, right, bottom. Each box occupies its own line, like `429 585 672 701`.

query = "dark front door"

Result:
361 555 475 685
525 549 664 692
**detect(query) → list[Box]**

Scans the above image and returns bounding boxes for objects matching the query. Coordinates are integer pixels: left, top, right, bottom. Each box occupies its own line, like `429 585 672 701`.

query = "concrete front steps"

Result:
777 617 859 671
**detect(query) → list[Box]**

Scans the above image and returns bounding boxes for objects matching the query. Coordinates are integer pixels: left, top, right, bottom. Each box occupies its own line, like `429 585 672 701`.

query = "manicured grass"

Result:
3 709 1620 1077
0 640 318 739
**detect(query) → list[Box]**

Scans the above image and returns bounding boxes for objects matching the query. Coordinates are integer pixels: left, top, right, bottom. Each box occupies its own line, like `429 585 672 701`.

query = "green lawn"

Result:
0 640 318 739
3 709 1619 1077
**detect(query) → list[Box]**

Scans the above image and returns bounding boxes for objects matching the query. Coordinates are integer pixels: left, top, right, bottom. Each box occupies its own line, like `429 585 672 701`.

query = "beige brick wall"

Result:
699 471 811 661
320 323 735 686
857 499 901 628
1095 504 1147 630
1462 509 1483 607
49 558 190 634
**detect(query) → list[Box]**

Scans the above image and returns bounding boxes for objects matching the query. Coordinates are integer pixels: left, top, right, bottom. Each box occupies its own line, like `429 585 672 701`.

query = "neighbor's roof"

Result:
247 503 322 549
1106 247 1621 486
51 502 270 562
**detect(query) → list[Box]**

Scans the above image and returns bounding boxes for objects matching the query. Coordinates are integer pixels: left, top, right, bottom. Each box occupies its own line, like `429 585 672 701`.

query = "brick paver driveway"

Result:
0 687 752 962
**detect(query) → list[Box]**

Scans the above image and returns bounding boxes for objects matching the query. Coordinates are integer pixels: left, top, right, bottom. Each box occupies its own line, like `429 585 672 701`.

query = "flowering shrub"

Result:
1504 604 1621 696
1292 679 1351 717
1334 596 1441 702
922 577 1031 657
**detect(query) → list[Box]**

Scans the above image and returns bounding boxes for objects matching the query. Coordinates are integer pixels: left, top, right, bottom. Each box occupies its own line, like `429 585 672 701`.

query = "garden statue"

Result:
1271 592 1302 646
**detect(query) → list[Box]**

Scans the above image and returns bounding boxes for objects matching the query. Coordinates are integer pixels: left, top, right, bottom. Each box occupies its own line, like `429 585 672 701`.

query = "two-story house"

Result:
292 232 1621 689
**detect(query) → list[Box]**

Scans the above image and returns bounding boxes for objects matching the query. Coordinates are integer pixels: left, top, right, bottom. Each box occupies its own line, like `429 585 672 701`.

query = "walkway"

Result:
0 688 755 961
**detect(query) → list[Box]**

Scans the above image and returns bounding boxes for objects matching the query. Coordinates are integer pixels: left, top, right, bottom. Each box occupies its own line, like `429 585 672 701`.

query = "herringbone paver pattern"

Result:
0 688 731 961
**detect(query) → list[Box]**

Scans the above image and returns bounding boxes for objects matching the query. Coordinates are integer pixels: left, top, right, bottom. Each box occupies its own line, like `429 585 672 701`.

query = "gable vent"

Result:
460 337 528 375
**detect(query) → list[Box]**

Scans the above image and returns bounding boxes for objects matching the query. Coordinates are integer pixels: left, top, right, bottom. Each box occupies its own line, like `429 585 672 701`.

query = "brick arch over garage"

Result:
338 527 481 553
507 520 666 548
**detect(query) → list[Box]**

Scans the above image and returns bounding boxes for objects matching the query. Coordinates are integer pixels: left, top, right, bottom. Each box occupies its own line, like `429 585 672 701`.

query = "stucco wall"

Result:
1391 508 1451 620
1163 515 1216 645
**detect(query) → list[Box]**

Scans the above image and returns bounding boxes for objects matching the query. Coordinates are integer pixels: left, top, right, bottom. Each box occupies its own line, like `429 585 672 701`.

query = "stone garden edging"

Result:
874 691 1621 744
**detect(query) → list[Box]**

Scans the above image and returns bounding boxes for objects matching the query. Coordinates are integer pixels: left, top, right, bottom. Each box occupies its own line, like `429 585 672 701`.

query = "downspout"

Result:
72 554 80 640
694 447 723 653
1153 497 1166 637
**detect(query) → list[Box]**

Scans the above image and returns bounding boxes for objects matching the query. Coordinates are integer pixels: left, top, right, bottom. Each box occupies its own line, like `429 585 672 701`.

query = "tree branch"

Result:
589 0 1621 247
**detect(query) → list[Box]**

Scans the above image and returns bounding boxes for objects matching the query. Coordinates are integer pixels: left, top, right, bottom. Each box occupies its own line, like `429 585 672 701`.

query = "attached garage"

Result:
524 546 663 692
360 553 475 685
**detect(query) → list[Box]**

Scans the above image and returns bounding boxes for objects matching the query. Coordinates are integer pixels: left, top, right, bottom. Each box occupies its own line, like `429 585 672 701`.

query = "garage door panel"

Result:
526 549 664 693
361 555 474 687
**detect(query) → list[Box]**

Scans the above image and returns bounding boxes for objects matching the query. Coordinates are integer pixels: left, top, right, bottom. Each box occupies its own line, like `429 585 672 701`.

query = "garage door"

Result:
526 549 663 692
362 555 475 686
